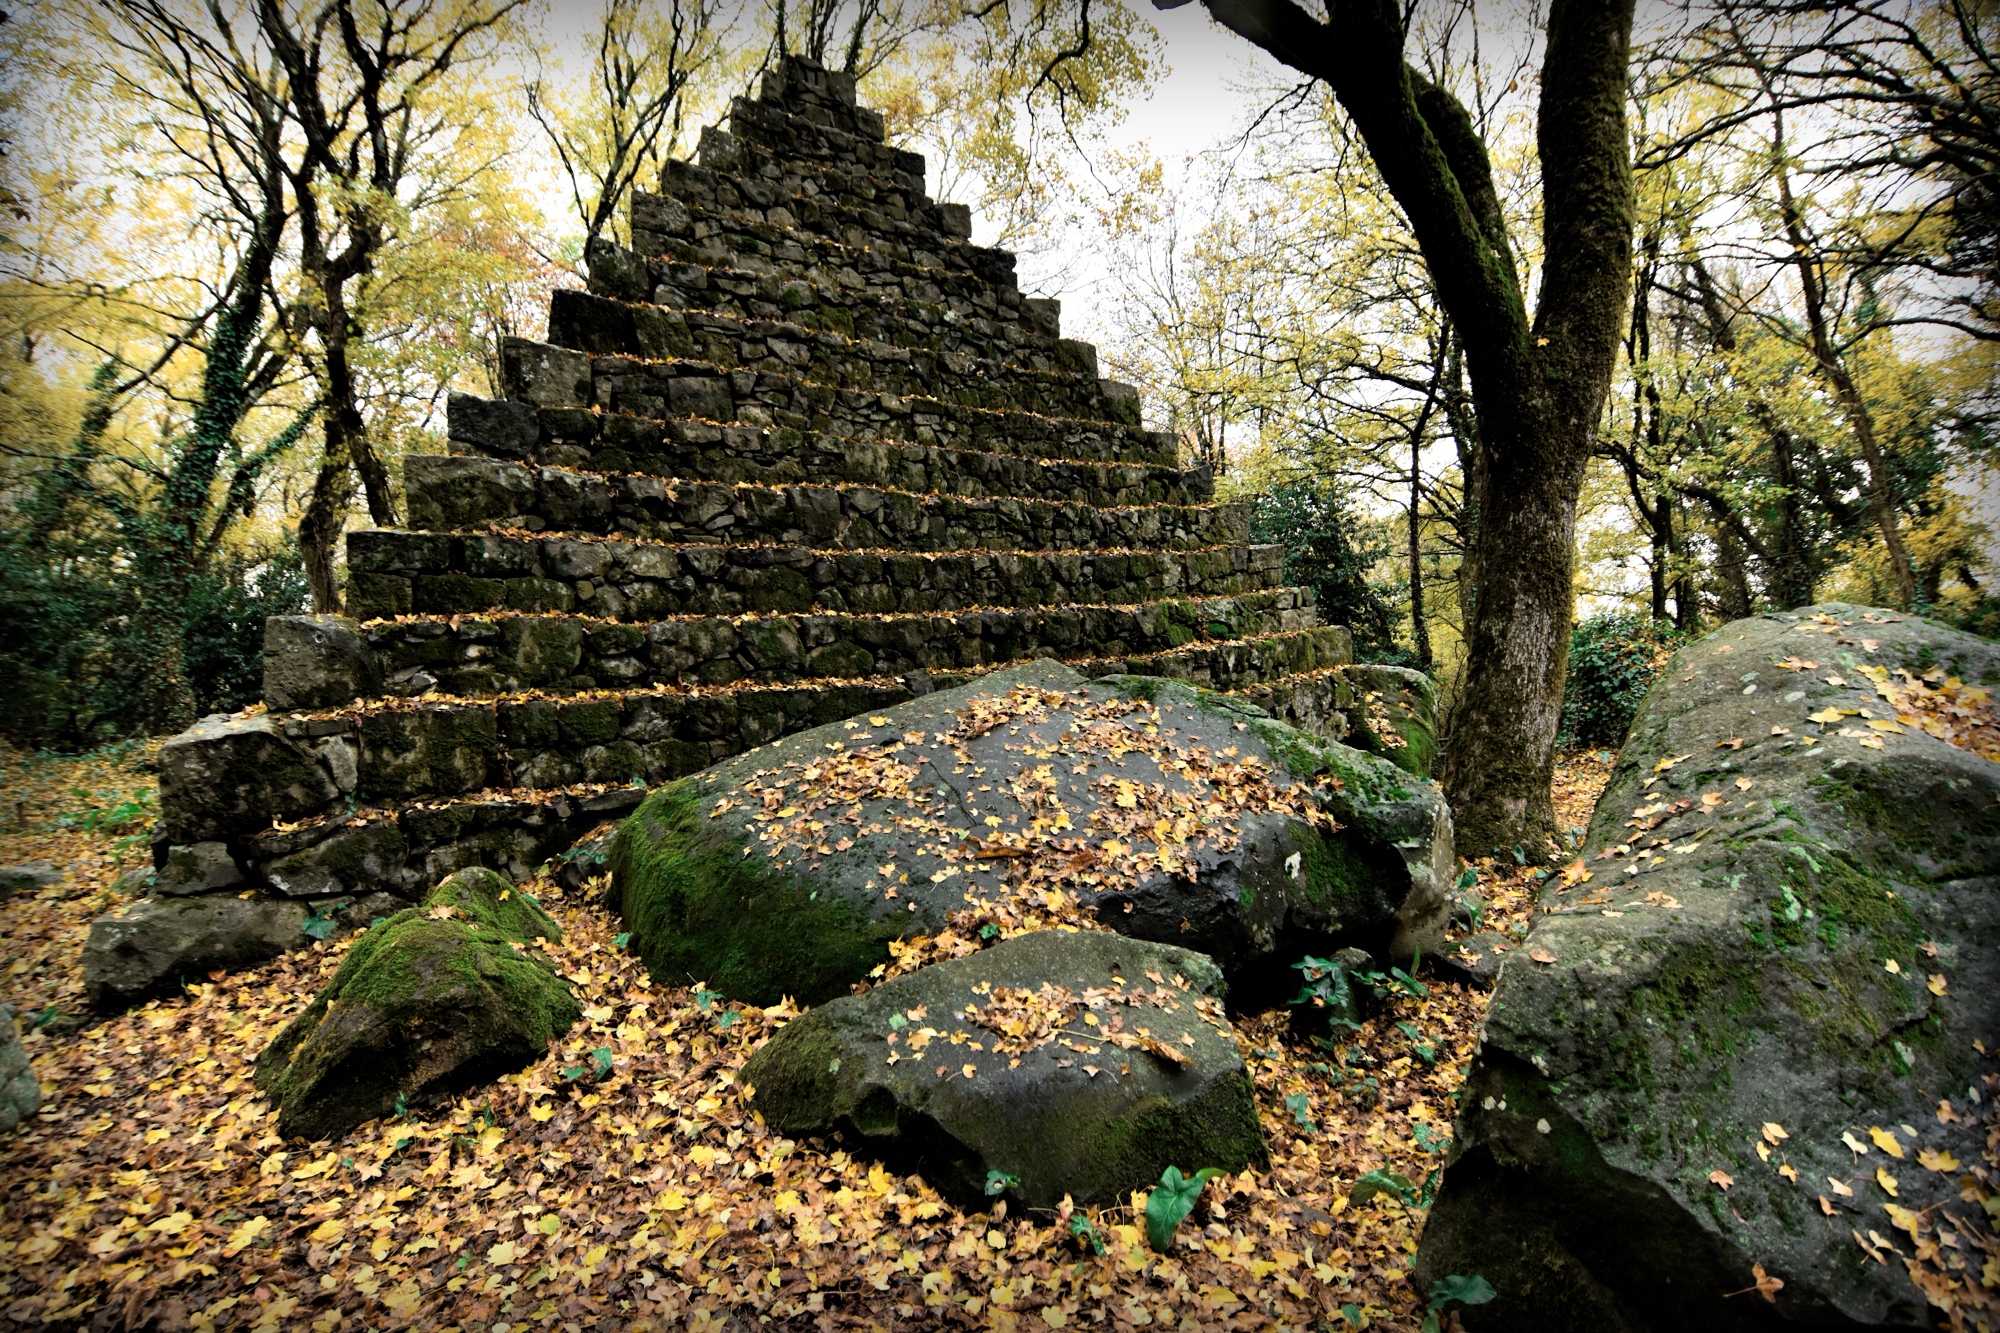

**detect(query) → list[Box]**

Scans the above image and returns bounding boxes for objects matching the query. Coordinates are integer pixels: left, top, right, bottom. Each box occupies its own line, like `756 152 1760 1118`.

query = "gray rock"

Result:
611 659 1451 1007
500 336 591 407
156 714 339 844
1430 930 1512 989
740 930 1266 1208
447 390 539 459
254 868 578 1141
0 1004 40 1131
260 818 407 898
263 615 382 712
153 841 244 897
1415 604 2000 1331
83 895 308 1012
111 866 155 897
0 863 61 901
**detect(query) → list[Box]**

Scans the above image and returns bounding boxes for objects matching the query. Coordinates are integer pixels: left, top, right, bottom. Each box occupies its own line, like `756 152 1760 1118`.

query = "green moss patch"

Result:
611 781 905 1006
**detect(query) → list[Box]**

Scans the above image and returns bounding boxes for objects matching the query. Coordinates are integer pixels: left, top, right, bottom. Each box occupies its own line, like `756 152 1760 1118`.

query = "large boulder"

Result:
611 660 1452 1007
741 930 1266 1207
83 892 405 1012
156 714 339 843
254 868 579 1142
0 1004 40 1131
1416 604 2000 1331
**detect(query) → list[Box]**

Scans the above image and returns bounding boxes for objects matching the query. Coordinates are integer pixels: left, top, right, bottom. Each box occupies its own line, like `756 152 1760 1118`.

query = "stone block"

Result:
937 201 972 238
154 841 244 897
264 615 382 712
404 455 539 531
447 391 539 459
84 895 309 1012
359 706 500 801
260 818 409 898
158 715 340 843
500 337 592 407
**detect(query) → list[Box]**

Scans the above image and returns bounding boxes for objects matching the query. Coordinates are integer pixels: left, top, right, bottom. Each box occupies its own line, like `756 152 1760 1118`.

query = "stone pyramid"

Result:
143 56 1362 934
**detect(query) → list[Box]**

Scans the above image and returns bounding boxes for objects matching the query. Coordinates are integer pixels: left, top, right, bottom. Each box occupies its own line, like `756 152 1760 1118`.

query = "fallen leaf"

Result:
1869 1126 1904 1158
1876 1166 1899 1196
1761 1122 1788 1145
1710 1169 1734 1189
1829 1177 1854 1197
1926 973 1947 996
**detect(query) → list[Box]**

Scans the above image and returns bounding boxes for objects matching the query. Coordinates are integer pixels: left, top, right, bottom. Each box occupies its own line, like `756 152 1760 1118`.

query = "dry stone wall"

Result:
132 57 1390 987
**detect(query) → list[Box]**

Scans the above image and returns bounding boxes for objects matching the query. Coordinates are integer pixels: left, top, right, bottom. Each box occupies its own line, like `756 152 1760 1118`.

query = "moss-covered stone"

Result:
253 867 577 1141
612 660 1453 1006
740 930 1267 1208
1415 604 2000 1331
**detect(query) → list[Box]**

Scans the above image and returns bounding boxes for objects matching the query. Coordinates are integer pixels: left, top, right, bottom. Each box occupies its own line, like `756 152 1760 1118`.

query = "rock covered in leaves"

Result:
0 1004 39 1132
255 867 580 1142
1417 605 2000 1331
741 930 1266 1207
611 659 1452 1007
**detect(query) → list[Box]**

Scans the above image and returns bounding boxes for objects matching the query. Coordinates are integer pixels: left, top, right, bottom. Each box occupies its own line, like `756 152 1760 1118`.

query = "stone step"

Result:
1069 624 1356 695
517 302 1137 435
498 336 1159 467
646 167 1009 288
586 240 1064 371
448 393 1209 507
347 529 1287 621
397 456 1235 553
352 589 1316 698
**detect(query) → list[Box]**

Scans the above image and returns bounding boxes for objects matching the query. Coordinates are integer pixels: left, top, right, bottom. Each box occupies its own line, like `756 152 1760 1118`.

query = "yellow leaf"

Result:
1875 1166 1898 1197
487 1240 518 1265
1809 708 1844 724
1927 973 1947 996
1709 1169 1734 1189
308 1218 345 1245
1778 1164 1798 1182
150 1210 194 1237
222 1217 270 1256
1868 1126 1904 1158
869 716 889 726
1883 958 1902 975
1917 1147 1960 1173
1761 1122 1788 1145
1041 1307 1069 1328
1828 1177 1854 1197
1866 719 1904 733
529 1102 554 1123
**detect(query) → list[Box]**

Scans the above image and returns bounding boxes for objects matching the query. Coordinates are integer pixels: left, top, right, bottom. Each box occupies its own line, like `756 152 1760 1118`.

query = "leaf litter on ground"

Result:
16 741 1964 1331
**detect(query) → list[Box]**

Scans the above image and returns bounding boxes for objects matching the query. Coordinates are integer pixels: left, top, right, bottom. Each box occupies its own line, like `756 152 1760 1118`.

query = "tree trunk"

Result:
1409 429 1432 671
299 451 350 614
1774 157 1917 609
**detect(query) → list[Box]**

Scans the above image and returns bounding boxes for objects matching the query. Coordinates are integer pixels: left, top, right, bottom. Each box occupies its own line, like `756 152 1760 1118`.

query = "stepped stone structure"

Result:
137 57 1381 956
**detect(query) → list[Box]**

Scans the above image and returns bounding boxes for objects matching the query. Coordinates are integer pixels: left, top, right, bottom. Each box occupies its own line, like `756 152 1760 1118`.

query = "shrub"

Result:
1559 613 1684 749
1249 482 1413 666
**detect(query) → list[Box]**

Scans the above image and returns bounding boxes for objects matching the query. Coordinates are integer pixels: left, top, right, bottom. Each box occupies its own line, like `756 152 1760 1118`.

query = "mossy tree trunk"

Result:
1169 0 1637 854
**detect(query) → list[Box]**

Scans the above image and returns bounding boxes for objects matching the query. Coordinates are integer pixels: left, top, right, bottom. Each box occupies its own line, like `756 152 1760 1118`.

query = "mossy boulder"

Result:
1416 604 2000 1331
1344 665 1438 779
740 930 1266 1207
254 867 579 1141
611 660 1452 1007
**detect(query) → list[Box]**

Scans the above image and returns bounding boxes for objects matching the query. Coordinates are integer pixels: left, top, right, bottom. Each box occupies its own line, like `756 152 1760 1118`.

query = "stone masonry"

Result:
141 57 1379 941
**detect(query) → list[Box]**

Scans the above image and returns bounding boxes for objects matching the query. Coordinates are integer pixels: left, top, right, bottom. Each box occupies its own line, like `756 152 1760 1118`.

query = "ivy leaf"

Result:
1144 1165 1224 1252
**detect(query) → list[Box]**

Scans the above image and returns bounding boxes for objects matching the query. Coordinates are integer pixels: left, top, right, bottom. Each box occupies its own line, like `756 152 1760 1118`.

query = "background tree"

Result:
523 0 725 265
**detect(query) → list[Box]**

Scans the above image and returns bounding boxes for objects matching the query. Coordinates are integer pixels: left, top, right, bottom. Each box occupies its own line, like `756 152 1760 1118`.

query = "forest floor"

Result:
0 742 1611 1333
